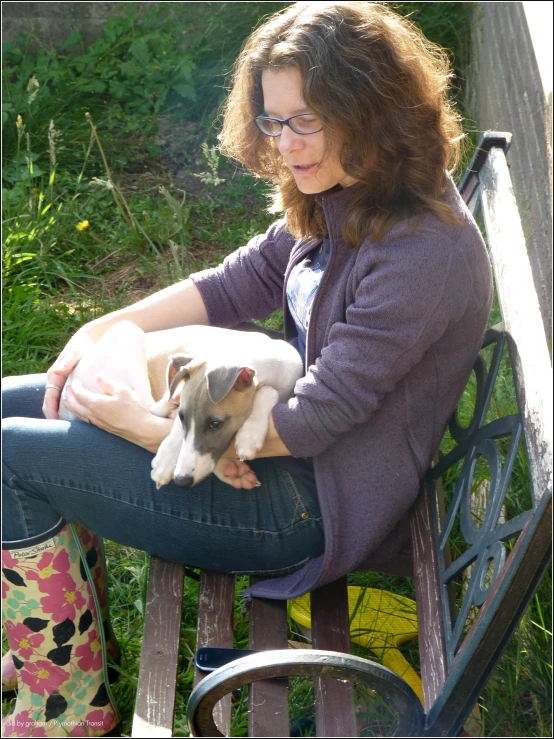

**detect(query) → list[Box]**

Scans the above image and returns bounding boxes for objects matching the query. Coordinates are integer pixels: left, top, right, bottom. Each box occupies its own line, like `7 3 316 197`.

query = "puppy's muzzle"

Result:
174 474 195 488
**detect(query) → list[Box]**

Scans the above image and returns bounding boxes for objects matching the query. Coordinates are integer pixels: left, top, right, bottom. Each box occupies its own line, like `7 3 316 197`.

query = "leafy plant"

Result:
194 142 225 187
158 185 192 278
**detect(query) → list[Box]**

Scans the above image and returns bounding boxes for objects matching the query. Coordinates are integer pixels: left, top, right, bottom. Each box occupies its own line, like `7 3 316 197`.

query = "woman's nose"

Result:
277 124 304 155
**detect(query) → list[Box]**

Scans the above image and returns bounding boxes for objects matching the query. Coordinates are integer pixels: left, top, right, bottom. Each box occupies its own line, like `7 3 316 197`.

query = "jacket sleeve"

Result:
190 218 295 327
272 228 479 458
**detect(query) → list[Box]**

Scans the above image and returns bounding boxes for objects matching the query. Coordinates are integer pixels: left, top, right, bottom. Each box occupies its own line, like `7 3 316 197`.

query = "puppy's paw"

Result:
234 418 269 461
151 452 176 489
150 396 178 419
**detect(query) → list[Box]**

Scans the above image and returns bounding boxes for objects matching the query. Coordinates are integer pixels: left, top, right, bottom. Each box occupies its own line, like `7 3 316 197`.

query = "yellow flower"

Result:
76 220 90 231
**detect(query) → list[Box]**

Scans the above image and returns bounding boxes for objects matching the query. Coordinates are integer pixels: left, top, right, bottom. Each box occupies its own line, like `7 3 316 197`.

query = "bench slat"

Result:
311 577 358 737
194 571 235 736
132 557 184 737
248 578 290 737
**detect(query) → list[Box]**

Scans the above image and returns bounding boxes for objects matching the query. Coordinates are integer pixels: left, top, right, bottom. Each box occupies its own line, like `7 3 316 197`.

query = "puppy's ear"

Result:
206 366 256 404
167 354 196 402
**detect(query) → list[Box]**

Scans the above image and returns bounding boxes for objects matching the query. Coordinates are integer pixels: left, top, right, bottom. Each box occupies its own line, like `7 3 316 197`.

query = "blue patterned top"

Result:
286 236 331 365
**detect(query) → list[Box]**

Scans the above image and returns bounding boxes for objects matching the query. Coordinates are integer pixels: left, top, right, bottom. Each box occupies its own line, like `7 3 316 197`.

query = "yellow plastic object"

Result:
289 587 423 704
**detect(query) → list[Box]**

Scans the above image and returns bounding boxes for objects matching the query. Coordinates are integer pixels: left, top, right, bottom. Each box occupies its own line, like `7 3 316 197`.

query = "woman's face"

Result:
261 67 358 194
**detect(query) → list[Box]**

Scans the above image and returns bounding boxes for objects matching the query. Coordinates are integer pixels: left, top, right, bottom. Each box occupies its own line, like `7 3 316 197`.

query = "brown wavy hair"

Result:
218 1 466 246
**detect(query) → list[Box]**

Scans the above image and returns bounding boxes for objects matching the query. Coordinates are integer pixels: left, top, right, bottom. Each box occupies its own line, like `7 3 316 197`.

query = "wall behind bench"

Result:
465 1 552 353
2 1 155 50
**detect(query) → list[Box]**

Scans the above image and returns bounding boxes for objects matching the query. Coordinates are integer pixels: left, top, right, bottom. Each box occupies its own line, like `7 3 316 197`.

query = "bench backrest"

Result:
412 132 553 736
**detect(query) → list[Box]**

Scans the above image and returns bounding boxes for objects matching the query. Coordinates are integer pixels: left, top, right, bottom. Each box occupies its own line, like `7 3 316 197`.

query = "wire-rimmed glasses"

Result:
254 113 323 136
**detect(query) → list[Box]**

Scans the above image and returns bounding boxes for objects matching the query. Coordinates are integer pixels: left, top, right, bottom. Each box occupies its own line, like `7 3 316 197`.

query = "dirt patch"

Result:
93 236 221 306
98 259 171 303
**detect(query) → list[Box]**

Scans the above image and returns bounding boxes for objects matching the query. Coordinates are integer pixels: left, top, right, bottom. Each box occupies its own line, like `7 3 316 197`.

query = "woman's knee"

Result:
2 417 40 474
2 374 46 420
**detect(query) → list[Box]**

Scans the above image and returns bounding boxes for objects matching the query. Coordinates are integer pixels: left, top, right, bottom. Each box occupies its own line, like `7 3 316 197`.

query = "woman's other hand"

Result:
42 330 97 420
61 375 173 452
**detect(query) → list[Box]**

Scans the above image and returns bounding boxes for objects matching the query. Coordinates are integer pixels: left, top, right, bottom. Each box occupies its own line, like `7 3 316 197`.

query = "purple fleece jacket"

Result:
190 175 493 600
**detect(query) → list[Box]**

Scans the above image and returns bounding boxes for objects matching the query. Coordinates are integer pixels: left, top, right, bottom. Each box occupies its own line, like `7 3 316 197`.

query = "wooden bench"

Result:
131 133 552 737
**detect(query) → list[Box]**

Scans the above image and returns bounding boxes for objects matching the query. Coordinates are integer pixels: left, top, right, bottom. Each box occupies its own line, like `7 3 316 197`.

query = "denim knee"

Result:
2 374 46 419
2 417 63 540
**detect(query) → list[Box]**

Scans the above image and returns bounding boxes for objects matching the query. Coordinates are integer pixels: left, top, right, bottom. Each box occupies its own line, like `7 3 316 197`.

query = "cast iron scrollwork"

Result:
427 328 531 664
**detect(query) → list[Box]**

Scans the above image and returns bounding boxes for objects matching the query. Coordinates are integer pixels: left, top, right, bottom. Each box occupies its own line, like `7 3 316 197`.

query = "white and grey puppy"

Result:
59 322 303 489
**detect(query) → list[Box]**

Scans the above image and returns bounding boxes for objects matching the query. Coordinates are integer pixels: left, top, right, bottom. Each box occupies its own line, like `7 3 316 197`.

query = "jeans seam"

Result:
3 468 57 541
15 475 319 536
279 469 311 526
230 554 313 576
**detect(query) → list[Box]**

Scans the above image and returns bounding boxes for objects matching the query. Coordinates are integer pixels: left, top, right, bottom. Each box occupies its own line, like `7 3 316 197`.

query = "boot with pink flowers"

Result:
2 520 120 737
2 523 121 698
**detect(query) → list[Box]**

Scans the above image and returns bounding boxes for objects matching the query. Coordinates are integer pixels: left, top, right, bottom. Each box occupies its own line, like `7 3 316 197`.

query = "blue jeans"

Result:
2 375 324 576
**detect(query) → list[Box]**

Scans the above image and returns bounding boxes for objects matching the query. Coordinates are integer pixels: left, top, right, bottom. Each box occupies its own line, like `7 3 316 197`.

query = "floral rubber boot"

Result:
2 520 120 737
2 524 120 697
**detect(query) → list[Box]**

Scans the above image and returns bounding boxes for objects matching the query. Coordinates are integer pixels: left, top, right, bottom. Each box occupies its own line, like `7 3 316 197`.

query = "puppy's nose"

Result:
174 474 195 488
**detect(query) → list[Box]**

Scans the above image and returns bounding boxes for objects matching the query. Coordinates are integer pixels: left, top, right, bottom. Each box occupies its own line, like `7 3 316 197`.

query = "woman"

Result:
2 2 493 735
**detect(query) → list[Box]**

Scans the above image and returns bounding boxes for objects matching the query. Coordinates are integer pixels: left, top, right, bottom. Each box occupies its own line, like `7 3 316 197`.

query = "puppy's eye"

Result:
208 419 223 431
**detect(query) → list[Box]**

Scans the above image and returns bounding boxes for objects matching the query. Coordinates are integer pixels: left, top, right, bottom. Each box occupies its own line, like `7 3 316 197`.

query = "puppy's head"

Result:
166 353 258 487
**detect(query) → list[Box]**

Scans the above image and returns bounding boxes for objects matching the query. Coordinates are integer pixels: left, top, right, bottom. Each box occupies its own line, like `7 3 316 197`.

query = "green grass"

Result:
2 2 551 736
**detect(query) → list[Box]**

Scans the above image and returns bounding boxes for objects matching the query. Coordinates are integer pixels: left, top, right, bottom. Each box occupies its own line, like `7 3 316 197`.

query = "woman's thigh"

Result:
2 408 324 576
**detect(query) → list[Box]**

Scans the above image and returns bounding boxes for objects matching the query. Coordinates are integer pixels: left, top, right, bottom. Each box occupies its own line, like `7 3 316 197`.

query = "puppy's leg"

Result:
151 417 183 489
234 385 279 461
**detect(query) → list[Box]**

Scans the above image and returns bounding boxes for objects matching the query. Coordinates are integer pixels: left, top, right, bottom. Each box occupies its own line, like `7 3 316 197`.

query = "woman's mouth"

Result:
291 163 318 175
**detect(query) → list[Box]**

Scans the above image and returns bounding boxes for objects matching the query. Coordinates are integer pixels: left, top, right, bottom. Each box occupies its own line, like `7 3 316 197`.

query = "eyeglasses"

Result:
254 113 323 136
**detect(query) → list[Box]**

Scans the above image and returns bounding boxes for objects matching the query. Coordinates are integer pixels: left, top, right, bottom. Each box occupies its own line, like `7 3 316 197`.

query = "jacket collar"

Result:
314 180 364 207
313 181 365 250
288 181 364 263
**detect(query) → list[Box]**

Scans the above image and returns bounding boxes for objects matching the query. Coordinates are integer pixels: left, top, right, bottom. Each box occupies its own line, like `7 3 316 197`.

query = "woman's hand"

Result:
214 457 261 490
42 329 98 420
214 412 291 490
216 437 264 490
62 375 174 452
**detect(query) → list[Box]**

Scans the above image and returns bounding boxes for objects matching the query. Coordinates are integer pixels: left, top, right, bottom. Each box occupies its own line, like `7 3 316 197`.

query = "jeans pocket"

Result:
279 469 321 529
228 469 324 577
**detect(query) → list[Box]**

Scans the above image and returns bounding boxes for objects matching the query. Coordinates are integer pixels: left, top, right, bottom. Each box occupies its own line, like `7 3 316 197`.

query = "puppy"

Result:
59 322 303 488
